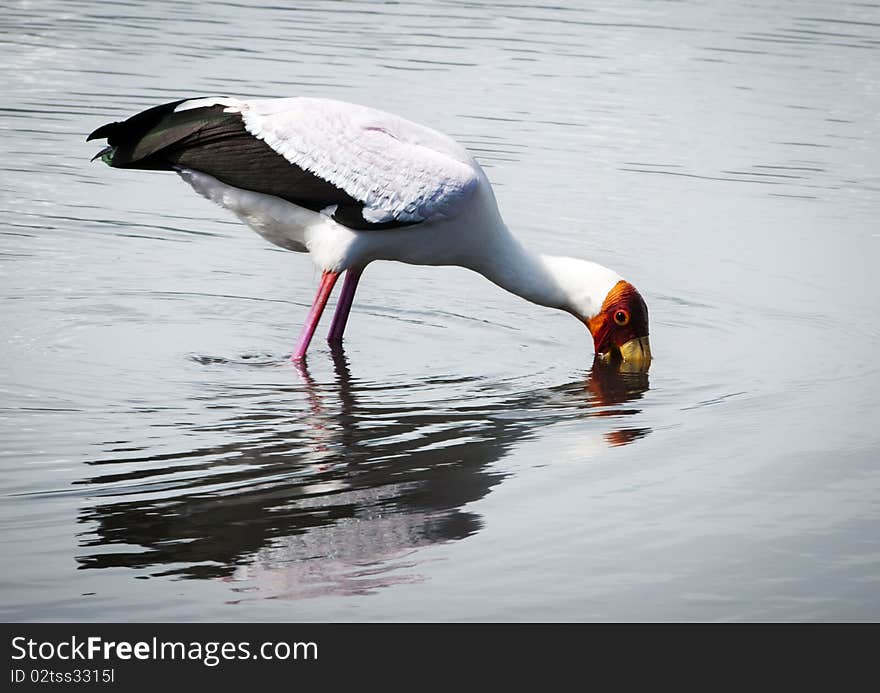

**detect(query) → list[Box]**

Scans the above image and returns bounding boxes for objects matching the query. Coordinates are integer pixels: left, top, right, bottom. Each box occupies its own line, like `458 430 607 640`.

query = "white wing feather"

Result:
179 97 479 225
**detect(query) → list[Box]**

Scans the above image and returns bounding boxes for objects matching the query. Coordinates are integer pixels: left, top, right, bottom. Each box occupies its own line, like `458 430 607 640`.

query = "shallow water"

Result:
1 0 879 621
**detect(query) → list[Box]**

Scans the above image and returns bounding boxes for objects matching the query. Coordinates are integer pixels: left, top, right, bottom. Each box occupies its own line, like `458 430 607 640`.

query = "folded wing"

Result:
88 96 479 231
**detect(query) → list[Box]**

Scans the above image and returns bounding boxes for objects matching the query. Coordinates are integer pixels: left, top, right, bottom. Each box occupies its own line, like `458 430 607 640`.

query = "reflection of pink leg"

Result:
292 270 339 361
327 267 363 344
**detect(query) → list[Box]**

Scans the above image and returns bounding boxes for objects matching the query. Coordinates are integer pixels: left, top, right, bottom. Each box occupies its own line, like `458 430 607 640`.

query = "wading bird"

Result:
88 96 651 366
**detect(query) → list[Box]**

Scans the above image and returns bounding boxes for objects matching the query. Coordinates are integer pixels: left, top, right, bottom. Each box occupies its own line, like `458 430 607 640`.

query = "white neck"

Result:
473 224 622 320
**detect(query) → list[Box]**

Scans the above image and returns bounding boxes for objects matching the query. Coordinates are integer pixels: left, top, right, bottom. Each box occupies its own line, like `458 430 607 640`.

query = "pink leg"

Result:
292 270 339 361
327 267 363 344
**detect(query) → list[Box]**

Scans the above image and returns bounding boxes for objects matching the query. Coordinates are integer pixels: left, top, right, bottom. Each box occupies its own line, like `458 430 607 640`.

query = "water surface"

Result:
1 0 879 621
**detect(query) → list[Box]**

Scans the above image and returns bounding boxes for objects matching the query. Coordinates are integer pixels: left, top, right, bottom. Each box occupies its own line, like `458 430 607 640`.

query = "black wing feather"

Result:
87 99 414 230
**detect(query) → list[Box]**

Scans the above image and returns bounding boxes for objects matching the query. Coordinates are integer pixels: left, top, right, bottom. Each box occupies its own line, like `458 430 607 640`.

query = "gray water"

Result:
2 0 879 621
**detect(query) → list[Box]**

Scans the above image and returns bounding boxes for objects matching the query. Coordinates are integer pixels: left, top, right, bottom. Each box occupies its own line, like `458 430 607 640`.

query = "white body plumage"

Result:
175 96 622 320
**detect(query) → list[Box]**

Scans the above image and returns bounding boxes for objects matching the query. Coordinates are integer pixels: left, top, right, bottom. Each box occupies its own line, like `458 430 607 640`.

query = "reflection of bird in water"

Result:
75 351 649 598
582 360 651 447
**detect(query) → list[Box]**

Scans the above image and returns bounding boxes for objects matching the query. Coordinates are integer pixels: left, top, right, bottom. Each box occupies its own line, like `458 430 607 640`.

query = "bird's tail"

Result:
90 145 115 164
86 97 232 170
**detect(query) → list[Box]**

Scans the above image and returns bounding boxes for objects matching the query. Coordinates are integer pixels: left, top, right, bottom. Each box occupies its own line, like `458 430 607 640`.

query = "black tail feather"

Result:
86 122 120 142
87 99 190 143
90 145 113 162
86 98 225 169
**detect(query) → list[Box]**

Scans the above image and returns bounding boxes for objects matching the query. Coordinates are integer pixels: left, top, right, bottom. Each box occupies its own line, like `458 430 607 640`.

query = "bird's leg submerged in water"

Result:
327 267 363 344
292 270 340 361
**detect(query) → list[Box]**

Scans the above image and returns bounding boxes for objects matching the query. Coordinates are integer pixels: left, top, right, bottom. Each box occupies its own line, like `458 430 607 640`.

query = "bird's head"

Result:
585 280 651 369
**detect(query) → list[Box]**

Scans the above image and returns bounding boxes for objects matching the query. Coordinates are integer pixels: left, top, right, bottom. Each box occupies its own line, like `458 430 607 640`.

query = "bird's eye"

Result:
614 309 630 326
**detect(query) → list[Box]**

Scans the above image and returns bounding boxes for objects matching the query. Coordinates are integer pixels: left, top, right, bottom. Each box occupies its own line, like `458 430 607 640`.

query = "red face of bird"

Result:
586 280 652 370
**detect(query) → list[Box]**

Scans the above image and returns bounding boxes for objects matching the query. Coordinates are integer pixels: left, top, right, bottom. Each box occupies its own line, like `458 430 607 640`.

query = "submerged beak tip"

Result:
619 336 652 367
